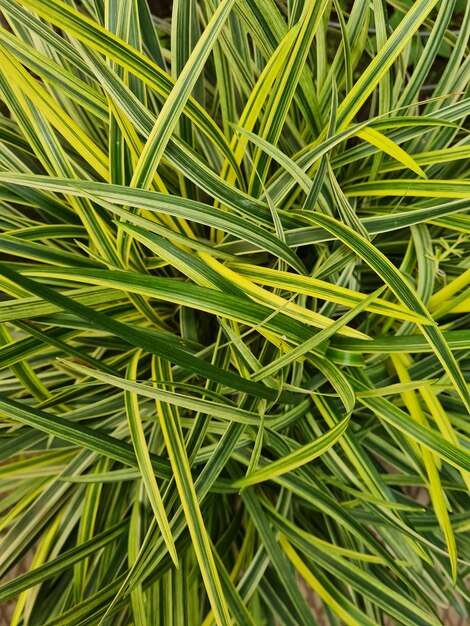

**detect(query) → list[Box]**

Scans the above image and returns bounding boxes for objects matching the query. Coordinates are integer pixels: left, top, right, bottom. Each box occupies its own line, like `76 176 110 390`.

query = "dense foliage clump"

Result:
0 0 469 624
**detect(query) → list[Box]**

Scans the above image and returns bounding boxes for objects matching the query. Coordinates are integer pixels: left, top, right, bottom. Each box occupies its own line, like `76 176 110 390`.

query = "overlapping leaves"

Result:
0 0 468 625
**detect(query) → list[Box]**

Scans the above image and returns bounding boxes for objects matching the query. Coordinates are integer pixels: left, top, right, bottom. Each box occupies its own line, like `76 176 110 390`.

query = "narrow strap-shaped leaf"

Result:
125 351 178 565
335 0 440 128
0 395 171 477
271 513 441 626
151 357 231 626
355 128 426 178
236 416 349 486
0 172 307 273
352 376 470 473
345 179 470 198
0 262 298 402
279 536 379 626
59 359 264 426
130 0 235 189
4 0 242 180
391 354 457 581
0 522 127 604
251 288 383 381
229 263 429 325
300 212 470 413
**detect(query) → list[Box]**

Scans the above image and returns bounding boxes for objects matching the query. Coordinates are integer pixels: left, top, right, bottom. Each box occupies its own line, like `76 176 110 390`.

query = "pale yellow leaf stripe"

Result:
124 351 178 566
228 263 430 325
130 0 235 189
11 516 61 626
201 254 368 339
391 354 457 582
444 298 470 314
0 43 109 180
221 26 299 184
429 268 470 311
356 128 426 178
299 211 470 413
345 180 470 198
251 288 384 382
279 536 378 626
11 0 238 176
58 359 263 426
152 357 231 626
235 416 349 487
336 0 440 129
356 380 437 397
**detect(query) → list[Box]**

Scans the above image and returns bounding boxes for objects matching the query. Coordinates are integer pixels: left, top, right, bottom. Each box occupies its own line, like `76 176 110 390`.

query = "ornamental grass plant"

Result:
0 0 469 624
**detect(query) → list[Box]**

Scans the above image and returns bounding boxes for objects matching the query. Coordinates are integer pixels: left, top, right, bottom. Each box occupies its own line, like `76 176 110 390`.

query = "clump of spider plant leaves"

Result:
0 0 469 625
